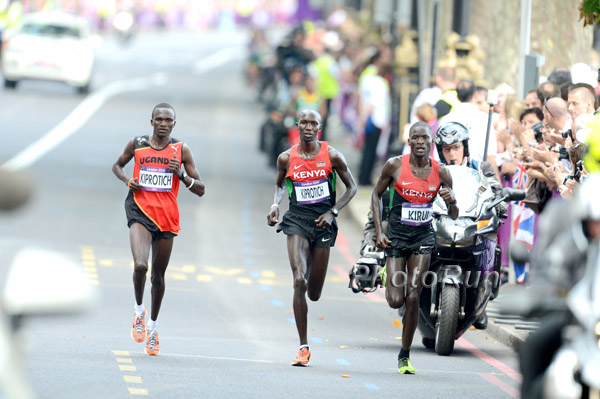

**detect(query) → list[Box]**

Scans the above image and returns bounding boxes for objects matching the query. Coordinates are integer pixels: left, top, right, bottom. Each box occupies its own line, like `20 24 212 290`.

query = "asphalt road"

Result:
0 29 521 398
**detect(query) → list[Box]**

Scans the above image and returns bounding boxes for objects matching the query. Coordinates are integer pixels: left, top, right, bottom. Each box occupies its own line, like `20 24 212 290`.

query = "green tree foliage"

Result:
580 0 600 26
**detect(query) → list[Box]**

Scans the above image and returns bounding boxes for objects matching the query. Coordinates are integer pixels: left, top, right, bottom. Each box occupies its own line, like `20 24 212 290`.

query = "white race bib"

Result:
139 166 173 192
401 203 433 226
294 178 330 204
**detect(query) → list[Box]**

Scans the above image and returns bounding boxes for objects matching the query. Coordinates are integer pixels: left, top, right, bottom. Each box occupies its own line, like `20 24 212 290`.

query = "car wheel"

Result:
76 83 90 95
4 79 18 89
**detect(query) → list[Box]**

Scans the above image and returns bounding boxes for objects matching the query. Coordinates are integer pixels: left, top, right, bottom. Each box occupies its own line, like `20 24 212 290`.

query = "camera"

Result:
558 145 569 160
532 122 543 142
561 129 573 140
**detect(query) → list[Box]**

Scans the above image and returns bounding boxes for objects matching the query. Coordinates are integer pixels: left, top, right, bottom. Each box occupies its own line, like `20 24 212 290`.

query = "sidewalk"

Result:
327 118 532 351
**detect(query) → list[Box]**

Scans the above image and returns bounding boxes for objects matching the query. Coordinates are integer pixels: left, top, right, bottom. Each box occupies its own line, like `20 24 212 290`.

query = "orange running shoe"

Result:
131 310 146 343
291 347 311 366
146 330 160 356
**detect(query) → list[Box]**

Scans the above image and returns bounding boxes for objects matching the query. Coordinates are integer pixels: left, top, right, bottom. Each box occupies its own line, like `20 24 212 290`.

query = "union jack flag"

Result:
512 162 528 207
511 161 534 284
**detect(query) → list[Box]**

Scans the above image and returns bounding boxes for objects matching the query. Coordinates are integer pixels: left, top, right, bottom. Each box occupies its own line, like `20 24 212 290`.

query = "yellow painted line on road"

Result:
128 351 273 363
327 276 346 283
86 273 99 279
113 351 130 356
261 270 276 278
82 260 96 267
119 365 136 372
196 274 213 282
116 358 133 363
83 267 96 273
170 264 196 273
167 272 188 281
123 375 142 384
128 387 148 396
257 279 275 286
98 259 113 267
237 277 252 285
90 280 99 285
204 266 244 276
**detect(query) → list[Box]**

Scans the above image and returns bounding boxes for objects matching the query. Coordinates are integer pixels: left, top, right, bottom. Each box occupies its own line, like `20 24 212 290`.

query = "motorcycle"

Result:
501 195 600 399
417 165 525 355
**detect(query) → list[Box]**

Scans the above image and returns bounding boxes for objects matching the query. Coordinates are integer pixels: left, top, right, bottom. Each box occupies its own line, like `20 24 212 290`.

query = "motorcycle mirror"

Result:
2 248 99 317
501 187 526 202
510 242 531 264
0 169 34 212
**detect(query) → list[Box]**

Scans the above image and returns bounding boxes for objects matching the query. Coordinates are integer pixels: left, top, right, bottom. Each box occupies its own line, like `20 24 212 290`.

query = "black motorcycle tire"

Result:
422 336 435 349
435 284 459 356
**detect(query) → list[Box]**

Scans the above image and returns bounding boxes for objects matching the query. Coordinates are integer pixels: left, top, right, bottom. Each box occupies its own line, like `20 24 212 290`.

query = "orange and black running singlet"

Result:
285 142 336 218
132 135 182 233
388 154 441 234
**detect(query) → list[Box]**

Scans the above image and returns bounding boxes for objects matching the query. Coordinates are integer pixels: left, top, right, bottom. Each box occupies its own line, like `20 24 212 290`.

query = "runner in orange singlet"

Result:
112 103 205 356
267 109 357 366
371 121 458 374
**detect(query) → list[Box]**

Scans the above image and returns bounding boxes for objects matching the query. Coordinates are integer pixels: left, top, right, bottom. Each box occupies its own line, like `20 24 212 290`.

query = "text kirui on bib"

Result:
401 203 433 226
139 166 173 192
294 179 330 204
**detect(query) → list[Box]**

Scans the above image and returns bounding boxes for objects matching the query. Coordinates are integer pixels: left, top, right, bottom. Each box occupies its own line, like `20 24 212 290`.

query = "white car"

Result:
1 12 95 94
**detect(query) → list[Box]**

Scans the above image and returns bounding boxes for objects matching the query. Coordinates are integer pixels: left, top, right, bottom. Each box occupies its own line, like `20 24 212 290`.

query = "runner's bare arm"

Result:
328 147 357 213
439 165 458 220
267 151 290 226
177 143 205 197
371 158 397 249
112 139 141 192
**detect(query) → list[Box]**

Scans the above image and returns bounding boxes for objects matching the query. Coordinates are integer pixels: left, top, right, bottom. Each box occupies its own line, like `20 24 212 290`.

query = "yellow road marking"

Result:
128 351 273 363
261 270 276 278
170 265 196 273
116 358 133 363
237 277 252 284
119 365 136 372
204 266 243 276
90 280 99 285
82 260 96 267
123 375 142 384
83 267 97 273
128 387 148 396
327 276 346 283
81 253 95 261
81 246 94 253
113 351 130 356
167 273 188 281
196 275 213 282
257 279 275 286
86 273 98 279
98 259 113 267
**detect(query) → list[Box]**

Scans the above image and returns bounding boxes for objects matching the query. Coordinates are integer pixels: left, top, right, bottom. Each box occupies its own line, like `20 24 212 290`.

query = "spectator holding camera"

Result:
543 97 572 145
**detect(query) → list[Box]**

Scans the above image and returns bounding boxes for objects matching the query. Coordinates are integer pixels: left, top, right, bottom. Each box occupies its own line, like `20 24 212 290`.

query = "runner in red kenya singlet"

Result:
112 103 205 356
371 121 458 374
267 109 357 366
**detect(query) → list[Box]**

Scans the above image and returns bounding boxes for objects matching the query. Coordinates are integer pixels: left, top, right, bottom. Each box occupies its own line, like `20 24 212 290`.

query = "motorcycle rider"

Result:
434 122 505 329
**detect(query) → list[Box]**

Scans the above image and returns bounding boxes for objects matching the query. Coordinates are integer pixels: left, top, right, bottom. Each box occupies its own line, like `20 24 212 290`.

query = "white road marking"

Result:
2 46 243 171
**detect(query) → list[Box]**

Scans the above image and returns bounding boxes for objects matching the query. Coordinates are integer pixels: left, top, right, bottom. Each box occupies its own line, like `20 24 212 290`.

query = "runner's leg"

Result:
306 247 330 301
287 235 311 346
385 256 408 309
149 237 174 321
401 253 430 350
130 223 153 305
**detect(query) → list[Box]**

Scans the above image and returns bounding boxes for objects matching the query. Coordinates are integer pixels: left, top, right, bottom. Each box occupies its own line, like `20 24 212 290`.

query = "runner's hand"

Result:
439 187 455 205
315 211 334 228
128 177 141 192
168 152 181 177
376 233 391 250
267 206 279 226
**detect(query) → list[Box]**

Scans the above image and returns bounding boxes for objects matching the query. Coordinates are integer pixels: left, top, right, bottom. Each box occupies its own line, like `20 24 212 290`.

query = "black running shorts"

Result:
276 211 338 248
385 224 435 258
125 193 177 240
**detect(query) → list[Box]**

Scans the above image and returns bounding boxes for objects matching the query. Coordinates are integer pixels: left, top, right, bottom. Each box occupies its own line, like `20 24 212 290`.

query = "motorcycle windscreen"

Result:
432 165 493 218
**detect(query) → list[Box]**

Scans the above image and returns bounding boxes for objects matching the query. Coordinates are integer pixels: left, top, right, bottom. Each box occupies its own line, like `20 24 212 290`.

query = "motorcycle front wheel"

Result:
435 284 459 356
